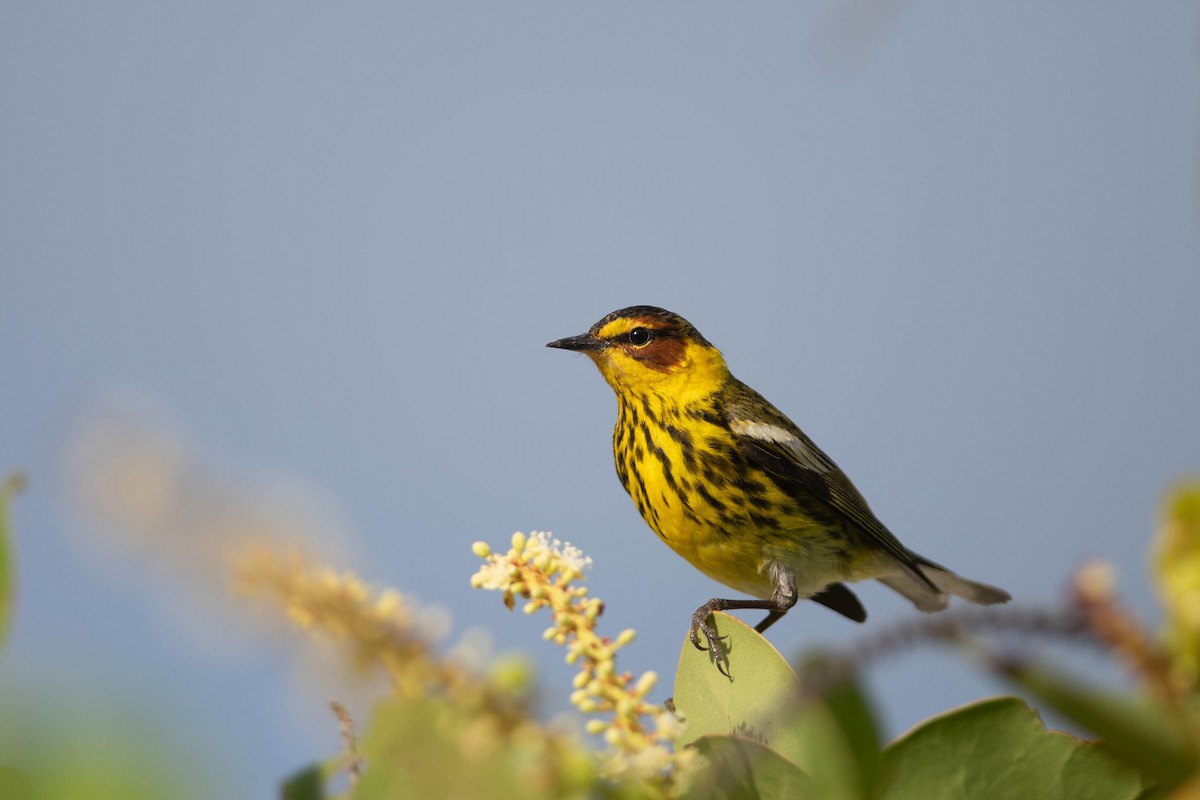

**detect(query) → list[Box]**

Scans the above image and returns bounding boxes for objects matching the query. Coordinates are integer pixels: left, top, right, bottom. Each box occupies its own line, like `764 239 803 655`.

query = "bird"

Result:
547 305 1010 674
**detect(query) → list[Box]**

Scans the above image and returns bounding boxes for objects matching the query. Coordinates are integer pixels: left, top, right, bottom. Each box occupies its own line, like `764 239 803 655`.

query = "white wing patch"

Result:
729 419 831 473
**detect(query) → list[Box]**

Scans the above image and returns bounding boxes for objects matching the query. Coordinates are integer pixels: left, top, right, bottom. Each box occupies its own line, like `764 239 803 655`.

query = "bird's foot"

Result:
689 605 731 678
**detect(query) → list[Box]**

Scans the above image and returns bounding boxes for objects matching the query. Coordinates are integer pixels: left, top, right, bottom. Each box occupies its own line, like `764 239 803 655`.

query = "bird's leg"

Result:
753 566 799 634
755 609 787 634
690 569 798 676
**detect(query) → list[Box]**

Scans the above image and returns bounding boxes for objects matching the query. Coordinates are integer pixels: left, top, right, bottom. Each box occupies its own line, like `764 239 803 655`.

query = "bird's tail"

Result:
879 556 1011 613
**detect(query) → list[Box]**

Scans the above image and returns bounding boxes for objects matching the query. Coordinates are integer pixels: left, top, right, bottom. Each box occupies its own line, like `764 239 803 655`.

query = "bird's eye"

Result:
628 327 652 346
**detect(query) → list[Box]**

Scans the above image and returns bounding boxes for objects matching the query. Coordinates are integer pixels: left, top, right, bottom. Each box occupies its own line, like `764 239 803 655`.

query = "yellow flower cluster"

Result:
471 532 697 788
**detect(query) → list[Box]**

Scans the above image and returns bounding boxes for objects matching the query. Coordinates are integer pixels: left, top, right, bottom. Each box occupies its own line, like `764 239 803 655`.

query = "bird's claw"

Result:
689 611 731 677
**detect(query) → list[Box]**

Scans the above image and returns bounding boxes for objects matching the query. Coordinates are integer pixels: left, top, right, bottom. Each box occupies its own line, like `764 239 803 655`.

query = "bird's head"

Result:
547 306 729 400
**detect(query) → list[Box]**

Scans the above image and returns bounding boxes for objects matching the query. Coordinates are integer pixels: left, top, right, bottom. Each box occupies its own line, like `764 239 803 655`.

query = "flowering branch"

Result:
472 532 697 790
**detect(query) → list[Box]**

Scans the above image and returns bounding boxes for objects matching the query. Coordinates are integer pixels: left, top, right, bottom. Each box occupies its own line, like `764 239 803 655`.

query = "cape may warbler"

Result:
548 306 1009 672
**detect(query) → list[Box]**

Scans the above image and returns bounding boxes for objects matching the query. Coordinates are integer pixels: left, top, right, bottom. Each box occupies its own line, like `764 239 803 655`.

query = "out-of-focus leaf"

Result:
0 766 30 798
999 660 1192 788
786 655 881 800
356 696 591 800
0 693 216 800
0 472 25 652
880 696 1151 800
818 668 881 773
281 763 326 800
673 613 807 765
688 735 814 799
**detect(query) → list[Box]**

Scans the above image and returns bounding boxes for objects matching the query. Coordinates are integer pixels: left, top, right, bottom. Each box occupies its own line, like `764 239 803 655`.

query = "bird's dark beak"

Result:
546 333 605 352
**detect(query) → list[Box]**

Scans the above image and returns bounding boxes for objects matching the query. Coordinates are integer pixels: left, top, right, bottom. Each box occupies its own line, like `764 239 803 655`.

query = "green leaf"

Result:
787 656 882 800
355 696 592 800
998 660 1191 788
673 615 884 800
280 763 325 800
0 766 30 798
0 691 217 800
357 696 514 800
673 612 806 765
880 696 1151 800
0 472 25 653
688 735 814 799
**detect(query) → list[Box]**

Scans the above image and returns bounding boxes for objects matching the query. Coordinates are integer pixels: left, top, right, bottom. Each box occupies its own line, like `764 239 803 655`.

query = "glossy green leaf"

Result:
880 696 1151 800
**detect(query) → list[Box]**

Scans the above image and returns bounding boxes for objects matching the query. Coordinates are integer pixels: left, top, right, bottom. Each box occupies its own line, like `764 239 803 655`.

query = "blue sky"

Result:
3 3 1199 795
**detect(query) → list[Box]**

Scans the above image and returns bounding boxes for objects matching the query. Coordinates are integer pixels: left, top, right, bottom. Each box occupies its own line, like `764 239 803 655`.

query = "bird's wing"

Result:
723 381 937 592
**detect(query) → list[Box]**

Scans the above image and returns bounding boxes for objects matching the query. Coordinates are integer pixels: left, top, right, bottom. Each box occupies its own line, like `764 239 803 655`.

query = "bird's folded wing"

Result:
725 385 937 592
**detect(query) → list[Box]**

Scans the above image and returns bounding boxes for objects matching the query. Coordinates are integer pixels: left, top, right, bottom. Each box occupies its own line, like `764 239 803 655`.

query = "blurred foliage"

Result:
1154 483 1200 692
3 443 1200 798
0 692 217 800
0 472 24 654
271 481 1200 798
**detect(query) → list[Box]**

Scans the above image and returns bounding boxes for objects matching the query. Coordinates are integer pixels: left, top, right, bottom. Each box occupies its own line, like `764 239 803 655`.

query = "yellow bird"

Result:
548 306 1010 672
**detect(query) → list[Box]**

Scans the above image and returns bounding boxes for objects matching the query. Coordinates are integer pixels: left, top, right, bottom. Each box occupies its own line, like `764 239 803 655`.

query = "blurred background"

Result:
2 2 1198 795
